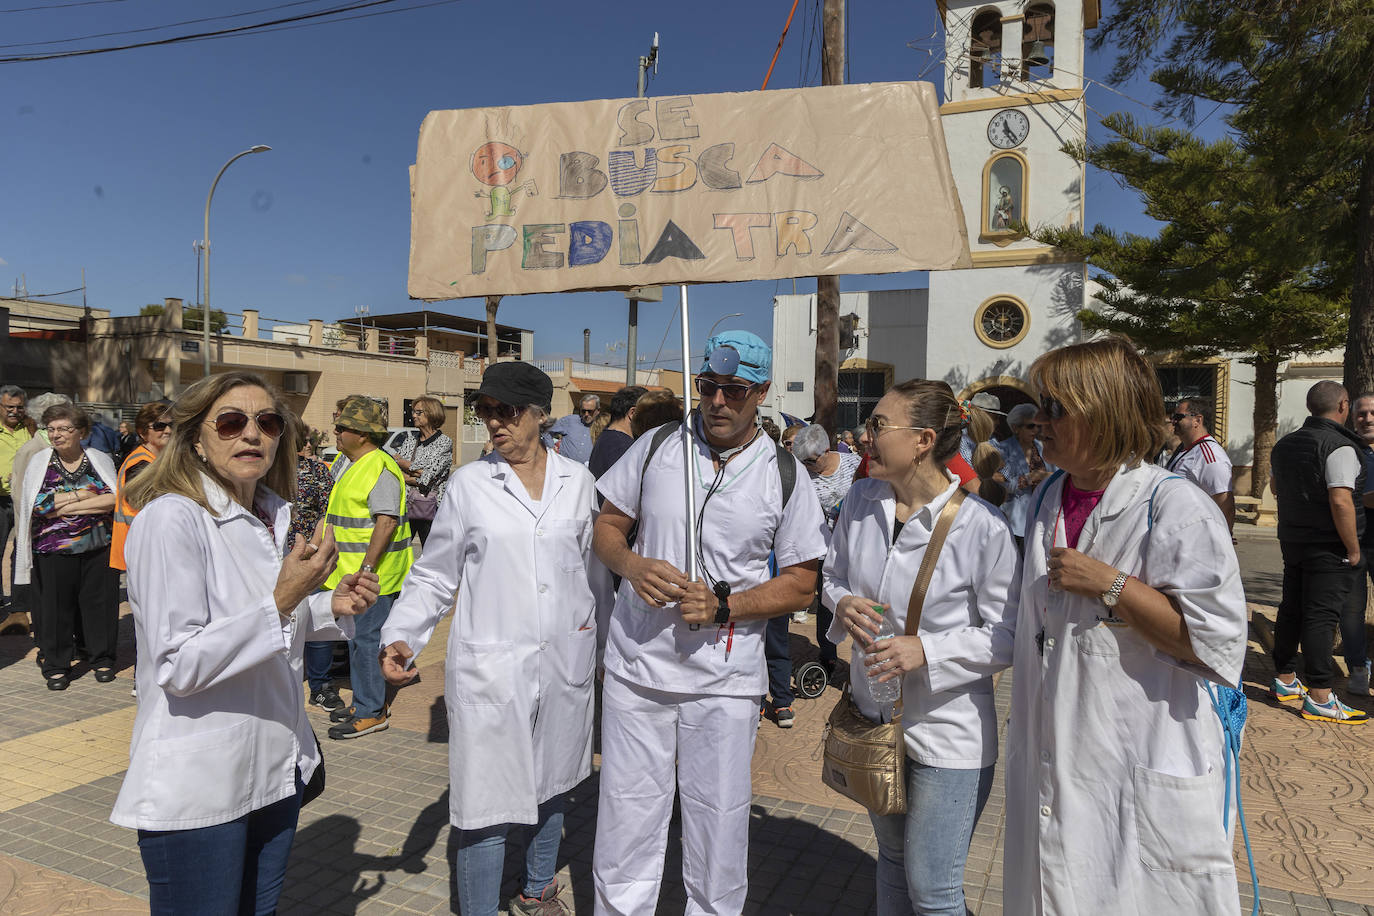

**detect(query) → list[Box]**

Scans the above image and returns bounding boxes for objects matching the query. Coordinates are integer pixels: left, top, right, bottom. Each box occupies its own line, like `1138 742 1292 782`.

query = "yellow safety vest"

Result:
324 448 413 594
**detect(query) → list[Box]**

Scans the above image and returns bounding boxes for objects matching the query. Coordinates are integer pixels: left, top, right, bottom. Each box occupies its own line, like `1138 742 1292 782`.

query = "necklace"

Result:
52 450 90 486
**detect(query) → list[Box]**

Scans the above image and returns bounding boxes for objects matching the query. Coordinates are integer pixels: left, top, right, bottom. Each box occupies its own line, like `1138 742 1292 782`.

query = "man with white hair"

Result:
548 394 600 464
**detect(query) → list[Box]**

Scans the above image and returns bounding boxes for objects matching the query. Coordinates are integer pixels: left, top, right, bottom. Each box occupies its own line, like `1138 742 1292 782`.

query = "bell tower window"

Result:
969 8 1003 89
1021 3 1055 80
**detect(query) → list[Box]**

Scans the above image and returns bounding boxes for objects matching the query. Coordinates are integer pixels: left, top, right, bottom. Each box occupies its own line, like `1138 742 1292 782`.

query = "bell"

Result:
1025 40 1050 67
970 43 992 64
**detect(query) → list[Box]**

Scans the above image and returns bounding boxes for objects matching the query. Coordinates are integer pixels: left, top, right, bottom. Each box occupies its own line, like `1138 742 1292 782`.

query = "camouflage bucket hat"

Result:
336 397 387 436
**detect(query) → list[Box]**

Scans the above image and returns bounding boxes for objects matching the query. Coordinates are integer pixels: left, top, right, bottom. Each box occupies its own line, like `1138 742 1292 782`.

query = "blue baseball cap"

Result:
701 330 771 385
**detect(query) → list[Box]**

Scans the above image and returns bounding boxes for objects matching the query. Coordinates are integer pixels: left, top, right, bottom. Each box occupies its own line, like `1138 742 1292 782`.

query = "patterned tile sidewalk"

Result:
2 524 1374 914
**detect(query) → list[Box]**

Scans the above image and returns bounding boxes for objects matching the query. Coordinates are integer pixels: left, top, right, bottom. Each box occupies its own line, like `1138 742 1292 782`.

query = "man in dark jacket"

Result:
1270 380 1369 723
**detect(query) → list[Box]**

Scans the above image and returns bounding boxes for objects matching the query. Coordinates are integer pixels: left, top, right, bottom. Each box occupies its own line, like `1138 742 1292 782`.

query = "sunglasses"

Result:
694 377 756 403
208 410 284 440
150 420 173 432
1170 412 1198 422
579 407 598 415
1038 395 1068 420
474 401 525 422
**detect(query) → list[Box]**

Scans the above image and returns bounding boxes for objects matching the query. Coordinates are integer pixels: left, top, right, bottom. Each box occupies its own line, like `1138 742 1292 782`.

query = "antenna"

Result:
651 32 660 75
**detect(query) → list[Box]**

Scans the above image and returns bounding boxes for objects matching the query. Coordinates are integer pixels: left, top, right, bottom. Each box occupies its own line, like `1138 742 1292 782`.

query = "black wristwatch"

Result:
713 581 732 625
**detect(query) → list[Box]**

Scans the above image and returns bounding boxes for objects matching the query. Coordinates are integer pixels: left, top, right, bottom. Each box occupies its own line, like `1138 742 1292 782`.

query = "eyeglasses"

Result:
474 401 525 422
1039 395 1068 420
1170 412 1198 422
207 410 284 440
864 416 928 439
694 377 756 403
150 420 173 432
1021 422 1040 430
579 407 598 415
46 425 77 435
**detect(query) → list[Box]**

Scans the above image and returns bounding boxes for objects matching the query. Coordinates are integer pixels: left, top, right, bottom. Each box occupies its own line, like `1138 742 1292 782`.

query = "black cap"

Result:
465 361 553 412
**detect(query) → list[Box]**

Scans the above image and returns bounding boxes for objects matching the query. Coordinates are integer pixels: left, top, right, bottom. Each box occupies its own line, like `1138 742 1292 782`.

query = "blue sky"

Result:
2 0 1180 365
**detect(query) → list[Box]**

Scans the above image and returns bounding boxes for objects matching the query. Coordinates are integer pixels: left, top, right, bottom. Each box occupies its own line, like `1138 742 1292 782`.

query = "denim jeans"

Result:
304 641 335 692
764 614 794 707
348 592 395 718
455 793 566 916
138 771 303 916
869 761 995 916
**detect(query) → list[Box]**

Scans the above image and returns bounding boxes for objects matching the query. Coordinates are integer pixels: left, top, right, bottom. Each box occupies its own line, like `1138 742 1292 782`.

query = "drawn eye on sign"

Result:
471 141 537 220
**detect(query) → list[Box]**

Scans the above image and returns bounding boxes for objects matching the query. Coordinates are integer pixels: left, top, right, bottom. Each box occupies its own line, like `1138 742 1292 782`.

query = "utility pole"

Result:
484 295 501 360
813 0 844 436
626 32 659 386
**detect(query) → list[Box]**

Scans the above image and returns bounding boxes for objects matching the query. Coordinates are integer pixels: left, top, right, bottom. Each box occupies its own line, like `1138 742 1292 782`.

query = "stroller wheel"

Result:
796 661 829 699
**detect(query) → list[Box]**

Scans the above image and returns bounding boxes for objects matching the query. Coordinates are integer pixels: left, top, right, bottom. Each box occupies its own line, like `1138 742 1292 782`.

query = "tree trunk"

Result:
1251 356 1279 500
484 295 501 361
812 0 844 437
1344 151 1374 399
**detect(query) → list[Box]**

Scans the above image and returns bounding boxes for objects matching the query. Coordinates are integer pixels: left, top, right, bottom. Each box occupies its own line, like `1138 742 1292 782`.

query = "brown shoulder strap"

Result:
904 488 966 637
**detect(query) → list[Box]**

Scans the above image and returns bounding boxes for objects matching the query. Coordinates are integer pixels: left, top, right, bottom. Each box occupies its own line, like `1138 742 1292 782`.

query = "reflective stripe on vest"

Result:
110 444 157 571
323 448 413 594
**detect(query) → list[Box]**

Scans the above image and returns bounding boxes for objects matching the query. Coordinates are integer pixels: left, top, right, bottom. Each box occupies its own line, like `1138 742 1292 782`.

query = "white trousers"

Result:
593 671 761 916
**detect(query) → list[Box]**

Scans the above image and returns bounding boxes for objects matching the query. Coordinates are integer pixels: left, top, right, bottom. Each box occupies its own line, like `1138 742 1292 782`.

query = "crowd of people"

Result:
0 329 1333 915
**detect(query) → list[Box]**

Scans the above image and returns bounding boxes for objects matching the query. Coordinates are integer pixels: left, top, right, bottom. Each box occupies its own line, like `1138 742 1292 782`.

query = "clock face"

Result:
987 109 1030 149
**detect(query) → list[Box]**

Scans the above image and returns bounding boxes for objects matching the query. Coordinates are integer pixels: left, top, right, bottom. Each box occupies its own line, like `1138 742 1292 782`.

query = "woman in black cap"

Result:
379 361 606 916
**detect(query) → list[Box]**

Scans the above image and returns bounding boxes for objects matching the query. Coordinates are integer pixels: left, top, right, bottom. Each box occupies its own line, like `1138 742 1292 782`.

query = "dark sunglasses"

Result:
1170 412 1198 422
208 410 284 439
695 377 756 403
474 401 525 422
1039 395 1068 420
150 420 174 432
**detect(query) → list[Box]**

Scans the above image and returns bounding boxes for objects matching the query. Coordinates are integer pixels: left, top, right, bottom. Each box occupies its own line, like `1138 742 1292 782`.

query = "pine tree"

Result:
1034 115 1348 495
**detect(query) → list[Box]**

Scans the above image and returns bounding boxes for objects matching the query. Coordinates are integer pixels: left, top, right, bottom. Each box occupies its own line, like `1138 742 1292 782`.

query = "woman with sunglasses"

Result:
995 402 1054 548
13 402 120 690
110 400 173 574
1003 338 1247 914
110 372 379 915
379 361 605 916
825 379 1018 916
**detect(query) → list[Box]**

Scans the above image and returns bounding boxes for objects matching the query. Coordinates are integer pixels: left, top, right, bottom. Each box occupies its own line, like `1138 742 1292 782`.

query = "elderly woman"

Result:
111 400 173 573
391 395 453 546
380 362 604 916
826 380 1018 915
995 403 1054 544
110 371 378 915
791 423 863 657
1004 338 1247 913
14 404 120 690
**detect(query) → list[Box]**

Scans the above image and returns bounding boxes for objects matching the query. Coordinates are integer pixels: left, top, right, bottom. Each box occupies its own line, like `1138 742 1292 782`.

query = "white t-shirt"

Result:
1326 445 1361 489
596 424 828 696
1165 435 1233 496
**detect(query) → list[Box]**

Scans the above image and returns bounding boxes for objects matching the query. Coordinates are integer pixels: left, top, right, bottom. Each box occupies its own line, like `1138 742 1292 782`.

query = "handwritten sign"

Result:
408 82 969 300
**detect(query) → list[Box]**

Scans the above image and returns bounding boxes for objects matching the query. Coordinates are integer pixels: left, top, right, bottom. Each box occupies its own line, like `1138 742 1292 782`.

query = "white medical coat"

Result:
1004 462 1247 915
111 477 351 830
380 450 605 830
822 476 1018 768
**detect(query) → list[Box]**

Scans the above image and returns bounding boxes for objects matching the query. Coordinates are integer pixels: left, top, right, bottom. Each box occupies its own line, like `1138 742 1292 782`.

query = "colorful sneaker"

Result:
509 881 571 915
327 714 390 739
1349 661 1371 697
774 706 795 728
1301 693 1369 724
1271 676 1306 702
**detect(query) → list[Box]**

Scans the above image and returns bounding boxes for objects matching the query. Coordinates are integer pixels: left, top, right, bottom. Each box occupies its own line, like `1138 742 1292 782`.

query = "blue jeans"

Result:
455 793 566 916
138 771 303 916
765 614 794 707
304 641 334 692
869 761 994 916
1342 562 1371 670
348 591 395 718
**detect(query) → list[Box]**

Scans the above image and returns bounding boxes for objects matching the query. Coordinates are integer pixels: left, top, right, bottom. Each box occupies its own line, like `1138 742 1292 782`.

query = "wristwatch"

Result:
713 581 732 625
360 563 376 574
1101 572 1129 608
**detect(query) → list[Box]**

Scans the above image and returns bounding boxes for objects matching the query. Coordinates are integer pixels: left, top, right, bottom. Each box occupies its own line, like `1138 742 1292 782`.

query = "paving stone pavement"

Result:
3 524 1374 914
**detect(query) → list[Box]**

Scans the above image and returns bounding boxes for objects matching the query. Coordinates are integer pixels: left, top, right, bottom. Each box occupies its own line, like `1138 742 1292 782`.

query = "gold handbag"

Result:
821 489 965 815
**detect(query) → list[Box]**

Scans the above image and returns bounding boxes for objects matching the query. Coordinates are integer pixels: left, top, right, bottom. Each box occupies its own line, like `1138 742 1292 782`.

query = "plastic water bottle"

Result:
865 606 902 704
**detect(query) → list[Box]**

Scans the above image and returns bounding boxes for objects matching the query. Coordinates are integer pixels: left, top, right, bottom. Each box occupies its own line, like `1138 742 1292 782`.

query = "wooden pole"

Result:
812 0 844 437
484 295 501 360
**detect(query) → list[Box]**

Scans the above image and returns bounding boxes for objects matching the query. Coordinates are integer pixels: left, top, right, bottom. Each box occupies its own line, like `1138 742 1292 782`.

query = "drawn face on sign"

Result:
471 142 523 187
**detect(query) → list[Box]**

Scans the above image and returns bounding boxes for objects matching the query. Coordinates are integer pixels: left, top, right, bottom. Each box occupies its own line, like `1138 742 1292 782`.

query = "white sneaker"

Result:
1350 661 1371 697
792 610 809 623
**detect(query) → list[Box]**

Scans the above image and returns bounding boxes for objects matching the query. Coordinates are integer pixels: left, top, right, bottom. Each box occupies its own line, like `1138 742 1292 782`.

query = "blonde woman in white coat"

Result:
826 379 1018 916
1004 338 1247 914
381 362 604 916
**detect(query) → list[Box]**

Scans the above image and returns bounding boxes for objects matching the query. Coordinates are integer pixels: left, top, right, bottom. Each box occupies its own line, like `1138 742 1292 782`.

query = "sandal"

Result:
94 668 116 683
46 673 69 691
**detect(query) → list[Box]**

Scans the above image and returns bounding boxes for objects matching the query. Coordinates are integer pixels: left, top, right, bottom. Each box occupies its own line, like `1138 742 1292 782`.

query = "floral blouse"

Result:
290 455 335 547
390 431 454 504
32 451 113 555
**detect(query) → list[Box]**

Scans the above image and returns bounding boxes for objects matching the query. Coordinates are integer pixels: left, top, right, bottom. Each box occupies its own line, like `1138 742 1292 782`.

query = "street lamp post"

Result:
202 145 271 375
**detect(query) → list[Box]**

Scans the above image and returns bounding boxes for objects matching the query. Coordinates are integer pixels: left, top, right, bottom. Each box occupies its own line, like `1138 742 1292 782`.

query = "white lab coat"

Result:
822 476 1018 768
13 445 119 585
111 476 352 830
1004 462 1247 915
380 449 605 830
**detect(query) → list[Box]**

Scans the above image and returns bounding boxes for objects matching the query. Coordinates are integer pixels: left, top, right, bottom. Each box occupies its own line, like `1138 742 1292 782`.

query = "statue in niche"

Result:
992 185 1016 230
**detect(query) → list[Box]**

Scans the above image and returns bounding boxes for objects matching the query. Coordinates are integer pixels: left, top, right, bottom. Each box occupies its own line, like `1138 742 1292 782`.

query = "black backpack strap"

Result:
773 439 796 507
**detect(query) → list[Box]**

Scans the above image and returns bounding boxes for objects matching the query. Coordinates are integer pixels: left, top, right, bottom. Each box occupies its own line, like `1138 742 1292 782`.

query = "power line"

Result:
0 0 334 50
0 0 124 11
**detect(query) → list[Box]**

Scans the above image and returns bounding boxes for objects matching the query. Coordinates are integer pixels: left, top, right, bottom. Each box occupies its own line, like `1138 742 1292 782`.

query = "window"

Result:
973 296 1031 349
982 151 1028 240
1156 362 1229 443
969 8 1002 89
838 369 888 431
1020 3 1055 80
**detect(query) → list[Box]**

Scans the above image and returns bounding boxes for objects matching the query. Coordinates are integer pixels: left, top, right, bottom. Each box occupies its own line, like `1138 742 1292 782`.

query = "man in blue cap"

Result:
591 330 828 915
